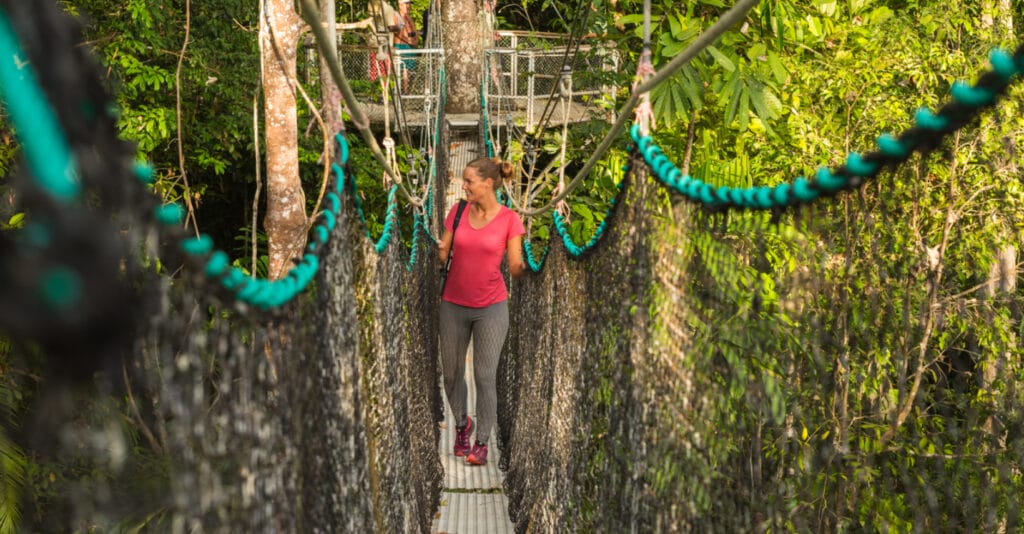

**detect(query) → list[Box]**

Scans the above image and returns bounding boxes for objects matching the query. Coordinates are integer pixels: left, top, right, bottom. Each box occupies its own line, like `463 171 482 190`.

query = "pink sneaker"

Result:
466 441 488 466
454 416 473 457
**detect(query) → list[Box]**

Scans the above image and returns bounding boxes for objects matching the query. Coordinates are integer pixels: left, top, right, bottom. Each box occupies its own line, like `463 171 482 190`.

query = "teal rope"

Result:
343 159 401 253
519 150 632 270
496 189 512 207
0 8 87 310
480 71 494 158
375 184 400 254
550 178 625 258
0 9 79 201
174 134 353 310
523 237 548 273
406 213 437 271
0 5 425 308
633 46 1024 210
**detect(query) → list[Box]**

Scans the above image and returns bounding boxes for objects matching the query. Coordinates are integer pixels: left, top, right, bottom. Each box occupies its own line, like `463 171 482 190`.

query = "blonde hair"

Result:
466 157 514 189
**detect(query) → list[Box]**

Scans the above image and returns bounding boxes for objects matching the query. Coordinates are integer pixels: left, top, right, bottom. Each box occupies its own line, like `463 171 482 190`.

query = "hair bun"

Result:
495 159 514 180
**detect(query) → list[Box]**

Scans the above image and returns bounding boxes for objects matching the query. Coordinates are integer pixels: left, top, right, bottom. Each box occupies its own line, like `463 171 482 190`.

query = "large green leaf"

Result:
706 45 736 73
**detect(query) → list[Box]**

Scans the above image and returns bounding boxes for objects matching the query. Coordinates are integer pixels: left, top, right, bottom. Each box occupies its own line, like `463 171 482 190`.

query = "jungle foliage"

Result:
1 0 1022 530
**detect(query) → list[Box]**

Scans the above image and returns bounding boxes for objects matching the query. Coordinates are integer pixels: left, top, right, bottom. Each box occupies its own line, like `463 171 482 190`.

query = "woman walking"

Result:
438 158 526 466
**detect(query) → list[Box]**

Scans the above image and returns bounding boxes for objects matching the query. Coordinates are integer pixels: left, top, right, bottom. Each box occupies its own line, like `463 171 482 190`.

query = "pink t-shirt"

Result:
442 203 525 308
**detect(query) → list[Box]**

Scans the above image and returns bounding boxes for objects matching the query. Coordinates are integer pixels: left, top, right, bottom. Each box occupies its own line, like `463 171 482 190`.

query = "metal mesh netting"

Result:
302 42 444 126
484 32 618 133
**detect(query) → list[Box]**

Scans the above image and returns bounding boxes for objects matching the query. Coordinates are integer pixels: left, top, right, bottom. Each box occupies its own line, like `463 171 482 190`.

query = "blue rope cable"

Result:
0 9 79 201
374 184 401 254
173 134 353 310
523 237 548 273
551 176 627 258
522 148 634 270
633 45 1024 210
480 71 495 158
0 7 364 311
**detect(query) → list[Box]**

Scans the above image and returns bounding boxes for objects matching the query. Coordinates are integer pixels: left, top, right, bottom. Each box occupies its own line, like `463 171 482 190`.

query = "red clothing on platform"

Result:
442 204 525 308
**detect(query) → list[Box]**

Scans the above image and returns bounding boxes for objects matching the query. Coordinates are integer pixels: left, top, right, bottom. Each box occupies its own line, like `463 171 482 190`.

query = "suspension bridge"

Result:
1 0 1023 531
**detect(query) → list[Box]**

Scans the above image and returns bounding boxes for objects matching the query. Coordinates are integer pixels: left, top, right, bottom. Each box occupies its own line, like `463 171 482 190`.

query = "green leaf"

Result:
573 204 594 224
723 70 742 124
737 91 750 131
616 14 647 26
767 52 788 85
706 45 736 72
661 40 686 58
4 213 24 229
668 14 682 40
869 6 894 26
748 82 774 123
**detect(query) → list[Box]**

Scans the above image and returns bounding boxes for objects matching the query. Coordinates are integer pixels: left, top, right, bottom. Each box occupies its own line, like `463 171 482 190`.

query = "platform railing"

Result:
484 30 619 133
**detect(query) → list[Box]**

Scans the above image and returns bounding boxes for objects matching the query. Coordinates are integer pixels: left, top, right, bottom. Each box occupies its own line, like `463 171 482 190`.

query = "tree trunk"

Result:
260 0 307 279
319 0 344 135
981 0 1014 42
441 0 482 113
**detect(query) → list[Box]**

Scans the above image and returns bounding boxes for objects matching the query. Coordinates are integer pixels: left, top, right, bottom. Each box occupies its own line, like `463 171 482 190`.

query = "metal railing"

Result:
303 37 444 127
302 29 617 132
484 30 619 133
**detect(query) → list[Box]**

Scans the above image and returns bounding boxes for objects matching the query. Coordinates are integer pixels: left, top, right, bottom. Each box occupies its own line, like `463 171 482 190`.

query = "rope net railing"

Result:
489 41 1024 534
0 2 445 531
2 0 1024 532
499 150 1022 531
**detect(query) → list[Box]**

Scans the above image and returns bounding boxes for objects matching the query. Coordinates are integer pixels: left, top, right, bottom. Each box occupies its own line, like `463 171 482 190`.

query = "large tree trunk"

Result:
319 0 344 135
260 0 307 279
441 0 482 113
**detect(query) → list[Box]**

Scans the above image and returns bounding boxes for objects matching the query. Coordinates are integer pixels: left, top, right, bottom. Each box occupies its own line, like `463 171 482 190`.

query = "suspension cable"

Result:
517 0 759 216
297 0 426 207
527 0 592 139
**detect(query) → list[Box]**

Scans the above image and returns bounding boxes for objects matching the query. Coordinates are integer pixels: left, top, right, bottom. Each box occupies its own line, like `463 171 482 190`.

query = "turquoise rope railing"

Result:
633 46 1024 210
551 177 626 258
523 237 548 273
480 72 495 158
343 161 402 254
0 9 79 201
0 7 359 311
522 148 634 270
168 134 353 310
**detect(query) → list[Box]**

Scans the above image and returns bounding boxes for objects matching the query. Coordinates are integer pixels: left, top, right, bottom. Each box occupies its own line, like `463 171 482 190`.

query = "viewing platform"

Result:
303 31 618 133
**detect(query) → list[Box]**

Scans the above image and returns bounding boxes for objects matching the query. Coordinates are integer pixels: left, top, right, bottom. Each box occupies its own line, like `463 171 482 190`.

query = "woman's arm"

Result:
439 228 454 263
507 235 526 278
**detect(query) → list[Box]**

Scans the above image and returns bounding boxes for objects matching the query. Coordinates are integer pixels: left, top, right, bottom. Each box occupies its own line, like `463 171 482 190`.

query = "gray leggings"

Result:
440 299 508 444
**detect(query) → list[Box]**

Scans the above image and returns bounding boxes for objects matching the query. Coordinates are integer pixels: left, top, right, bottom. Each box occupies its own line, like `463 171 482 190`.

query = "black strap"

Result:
440 200 468 294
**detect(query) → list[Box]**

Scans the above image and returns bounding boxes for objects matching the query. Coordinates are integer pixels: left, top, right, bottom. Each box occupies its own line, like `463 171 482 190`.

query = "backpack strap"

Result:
441 200 469 295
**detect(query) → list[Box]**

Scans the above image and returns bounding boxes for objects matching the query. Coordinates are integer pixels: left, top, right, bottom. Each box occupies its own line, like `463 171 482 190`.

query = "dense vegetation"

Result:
1 0 1022 530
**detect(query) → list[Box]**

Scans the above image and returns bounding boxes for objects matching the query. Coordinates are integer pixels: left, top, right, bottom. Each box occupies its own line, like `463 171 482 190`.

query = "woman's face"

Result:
462 167 493 203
